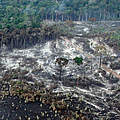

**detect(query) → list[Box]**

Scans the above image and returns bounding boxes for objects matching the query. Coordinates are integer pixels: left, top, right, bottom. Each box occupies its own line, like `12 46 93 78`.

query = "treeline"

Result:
0 0 120 29
0 22 73 50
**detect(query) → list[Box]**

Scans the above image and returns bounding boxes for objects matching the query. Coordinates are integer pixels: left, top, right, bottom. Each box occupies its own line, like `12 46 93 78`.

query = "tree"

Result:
0 0 120 29
55 57 68 81
95 44 107 69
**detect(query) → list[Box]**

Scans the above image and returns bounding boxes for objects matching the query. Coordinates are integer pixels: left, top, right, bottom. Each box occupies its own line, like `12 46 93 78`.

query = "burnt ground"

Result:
0 21 120 120
0 94 99 120
0 78 101 120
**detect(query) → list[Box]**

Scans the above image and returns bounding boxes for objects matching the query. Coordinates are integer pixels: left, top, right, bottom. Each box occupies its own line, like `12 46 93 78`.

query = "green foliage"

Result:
73 57 83 65
110 33 120 41
6 24 11 29
0 22 72 49
118 42 120 48
16 23 27 29
93 27 105 34
109 32 120 48
0 0 120 29
0 24 2 29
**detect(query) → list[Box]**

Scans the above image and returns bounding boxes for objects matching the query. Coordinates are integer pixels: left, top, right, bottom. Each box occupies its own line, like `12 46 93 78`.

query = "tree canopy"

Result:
0 0 120 29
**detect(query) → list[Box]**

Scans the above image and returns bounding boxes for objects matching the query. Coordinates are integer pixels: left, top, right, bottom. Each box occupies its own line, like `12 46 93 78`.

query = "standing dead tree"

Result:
95 45 107 69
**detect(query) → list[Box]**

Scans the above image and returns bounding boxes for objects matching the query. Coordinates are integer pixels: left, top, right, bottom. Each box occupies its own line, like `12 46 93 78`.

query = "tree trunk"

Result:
99 11 102 21
59 65 62 81
11 38 13 49
99 54 102 68
0 35 2 48
52 13 54 21
78 14 81 21
81 15 84 21
61 14 64 21
83 67 86 79
23 37 26 49
85 13 88 21
55 13 57 21
45 13 47 20
91 58 93 73
77 77 79 87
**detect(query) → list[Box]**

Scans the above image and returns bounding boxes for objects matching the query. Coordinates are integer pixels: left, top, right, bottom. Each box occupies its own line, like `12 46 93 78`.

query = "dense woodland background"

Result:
0 0 120 29
0 0 120 50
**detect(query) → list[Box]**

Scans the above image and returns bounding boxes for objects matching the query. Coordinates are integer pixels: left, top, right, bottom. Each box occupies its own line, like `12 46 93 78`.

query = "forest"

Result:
0 0 120 29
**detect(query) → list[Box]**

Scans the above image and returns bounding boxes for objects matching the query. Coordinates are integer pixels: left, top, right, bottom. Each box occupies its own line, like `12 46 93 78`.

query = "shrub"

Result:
73 57 83 65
